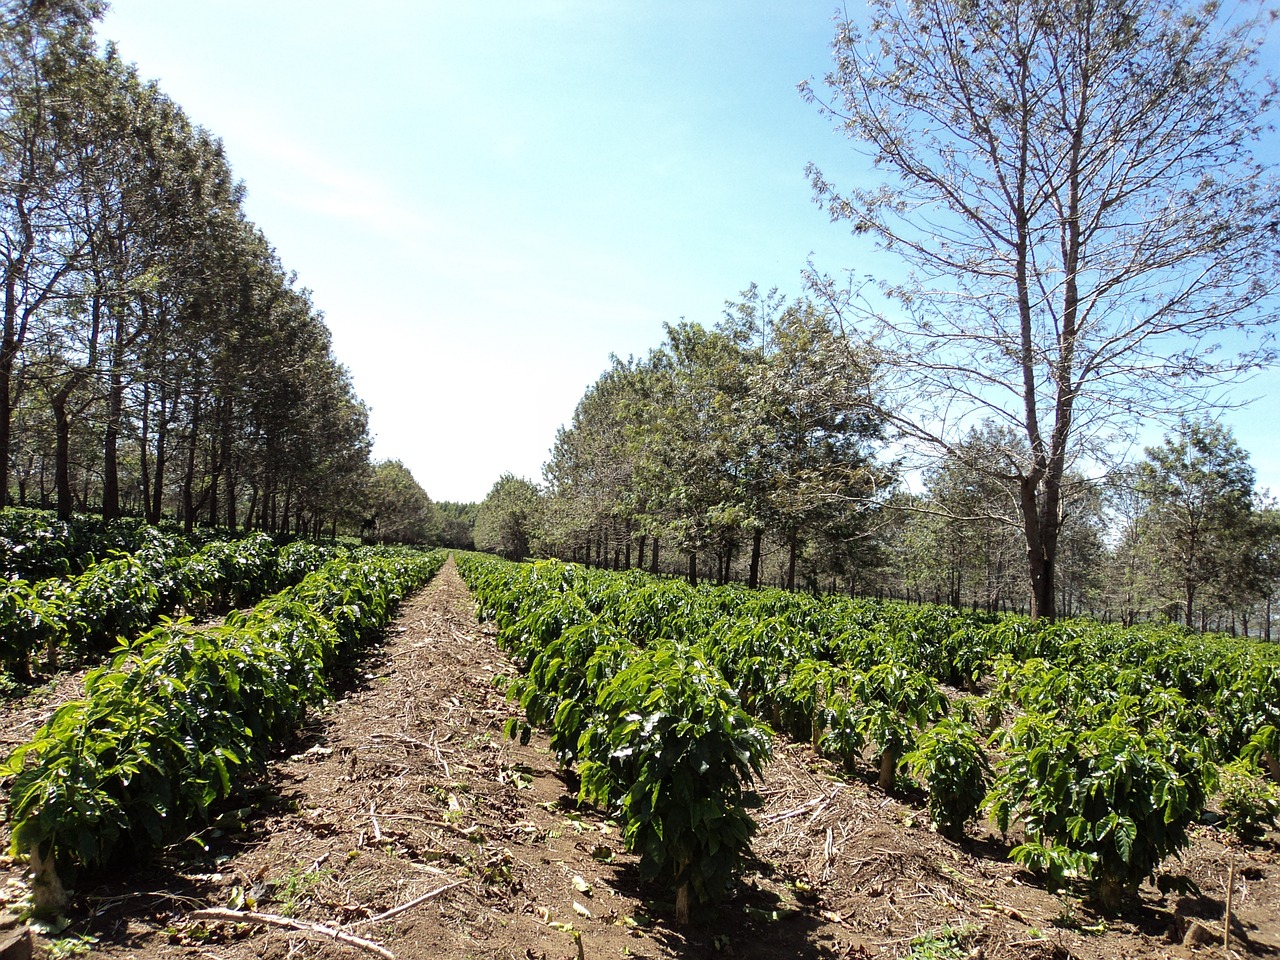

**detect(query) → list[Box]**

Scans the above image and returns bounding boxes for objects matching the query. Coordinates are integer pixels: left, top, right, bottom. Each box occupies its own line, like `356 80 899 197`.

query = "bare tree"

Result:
802 0 1280 619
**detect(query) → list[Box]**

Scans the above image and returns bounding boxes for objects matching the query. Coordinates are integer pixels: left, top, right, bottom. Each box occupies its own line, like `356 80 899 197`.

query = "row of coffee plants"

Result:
460 556 1278 911
982 620 1280 769
0 508 208 581
0 533 337 679
456 554 771 923
3 547 447 915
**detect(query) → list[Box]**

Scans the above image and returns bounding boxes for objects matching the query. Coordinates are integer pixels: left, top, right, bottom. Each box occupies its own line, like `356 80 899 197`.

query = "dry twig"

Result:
352 880 465 927
1224 853 1237 953
192 907 395 959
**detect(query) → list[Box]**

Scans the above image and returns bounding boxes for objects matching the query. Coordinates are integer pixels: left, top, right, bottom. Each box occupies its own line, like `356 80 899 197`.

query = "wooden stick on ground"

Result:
1224 853 1237 954
191 907 395 960
353 880 465 926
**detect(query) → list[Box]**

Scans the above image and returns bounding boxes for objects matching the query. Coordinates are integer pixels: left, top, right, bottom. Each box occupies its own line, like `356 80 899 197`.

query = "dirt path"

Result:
3 558 1277 960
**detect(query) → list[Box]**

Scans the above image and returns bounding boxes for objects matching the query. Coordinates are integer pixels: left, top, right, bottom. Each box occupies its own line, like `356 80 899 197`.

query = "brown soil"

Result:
1 557 1277 959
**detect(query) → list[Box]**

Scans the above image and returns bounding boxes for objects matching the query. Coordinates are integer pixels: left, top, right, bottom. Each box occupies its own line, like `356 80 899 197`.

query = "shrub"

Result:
904 717 990 839
577 641 771 922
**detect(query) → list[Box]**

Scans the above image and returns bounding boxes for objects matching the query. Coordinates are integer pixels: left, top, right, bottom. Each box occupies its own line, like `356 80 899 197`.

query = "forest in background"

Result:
468 0 1280 637
6 0 1279 638
470 293 1280 638
1 3 387 536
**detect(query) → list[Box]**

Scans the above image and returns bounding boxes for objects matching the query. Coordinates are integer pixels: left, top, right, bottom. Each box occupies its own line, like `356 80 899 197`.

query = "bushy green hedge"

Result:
0 534 338 678
458 554 770 921
2 548 446 913
0 508 196 580
458 553 1273 911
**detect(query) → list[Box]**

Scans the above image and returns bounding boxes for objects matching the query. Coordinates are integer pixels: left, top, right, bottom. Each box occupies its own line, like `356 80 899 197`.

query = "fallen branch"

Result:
1225 853 1237 953
378 814 482 839
370 731 432 749
353 880 465 926
760 794 828 825
191 907 394 959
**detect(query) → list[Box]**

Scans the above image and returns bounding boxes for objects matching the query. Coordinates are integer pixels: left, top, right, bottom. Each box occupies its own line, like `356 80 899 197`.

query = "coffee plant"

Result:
458 551 1280 913
986 707 1212 909
903 717 990 840
3 548 446 915
577 641 770 922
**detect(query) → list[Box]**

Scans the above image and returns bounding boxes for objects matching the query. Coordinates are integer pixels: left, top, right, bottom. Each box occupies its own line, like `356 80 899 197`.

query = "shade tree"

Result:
475 473 543 562
1135 419 1273 629
0 7 379 531
363 459 439 545
803 0 1280 620
541 293 891 589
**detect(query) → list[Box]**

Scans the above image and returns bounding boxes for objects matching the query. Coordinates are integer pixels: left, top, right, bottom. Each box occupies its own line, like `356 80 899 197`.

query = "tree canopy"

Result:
363 460 439 545
539 290 891 589
1 2 378 532
474 474 542 562
802 0 1280 619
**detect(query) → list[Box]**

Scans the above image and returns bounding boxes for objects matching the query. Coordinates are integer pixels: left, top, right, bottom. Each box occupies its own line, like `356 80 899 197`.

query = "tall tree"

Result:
474 473 542 561
0 3 377 525
1137 419 1265 628
364 459 439 545
435 501 477 550
803 0 1280 619
34 46 171 518
542 357 645 567
543 296 891 588
722 288 889 589
628 322 746 585
0 1 101 507
918 424 1026 610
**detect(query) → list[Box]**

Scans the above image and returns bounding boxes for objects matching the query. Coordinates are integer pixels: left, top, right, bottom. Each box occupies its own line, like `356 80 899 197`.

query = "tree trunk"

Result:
49 290 102 520
101 369 123 519
29 845 67 920
748 528 763 589
786 531 798 591
0 270 16 509
245 484 259 532
182 395 202 536
51 389 73 520
224 453 237 532
150 403 168 526
687 551 697 587
878 748 897 793
101 308 133 520
0 347 11 509
650 537 659 574
1020 473 1059 622
207 464 219 529
139 382 153 519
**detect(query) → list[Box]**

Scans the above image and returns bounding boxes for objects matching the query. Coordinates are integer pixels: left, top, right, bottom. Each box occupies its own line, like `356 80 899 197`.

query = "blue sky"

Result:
97 1 1279 503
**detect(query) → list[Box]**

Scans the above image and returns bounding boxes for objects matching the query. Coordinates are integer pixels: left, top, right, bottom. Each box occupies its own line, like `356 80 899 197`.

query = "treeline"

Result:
472 291 1280 637
1 3 370 534
476 288 889 584
882 419 1279 635
542 287 887 590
